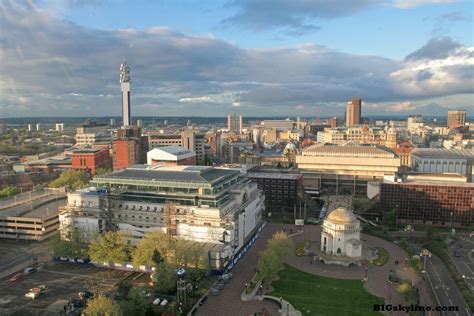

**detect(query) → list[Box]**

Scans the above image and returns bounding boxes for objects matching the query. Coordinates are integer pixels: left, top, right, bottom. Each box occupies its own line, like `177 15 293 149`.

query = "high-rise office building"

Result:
447 110 466 129
227 113 243 134
120 62 131 126
55 123 64 132
345 97 362 127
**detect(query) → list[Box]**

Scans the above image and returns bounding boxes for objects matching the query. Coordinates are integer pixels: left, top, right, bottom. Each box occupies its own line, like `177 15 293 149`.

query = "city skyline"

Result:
0 0 473 118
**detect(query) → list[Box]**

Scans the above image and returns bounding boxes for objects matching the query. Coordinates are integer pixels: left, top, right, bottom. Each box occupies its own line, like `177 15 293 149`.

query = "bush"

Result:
372 247 389 266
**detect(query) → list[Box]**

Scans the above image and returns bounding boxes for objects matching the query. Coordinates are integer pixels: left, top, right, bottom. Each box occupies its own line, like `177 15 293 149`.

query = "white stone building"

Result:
320 207 362 258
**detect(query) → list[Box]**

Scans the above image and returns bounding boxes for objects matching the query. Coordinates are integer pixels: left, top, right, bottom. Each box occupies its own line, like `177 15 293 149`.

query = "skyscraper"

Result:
447 110 466 129
120 62 131 126
227 113 243 134
345 97 362 127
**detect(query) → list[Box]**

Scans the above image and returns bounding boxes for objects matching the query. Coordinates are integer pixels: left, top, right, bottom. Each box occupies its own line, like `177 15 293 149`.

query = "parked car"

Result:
152 298 161 305
37 284 49 291
25 287 42 299
160 299 168 306
9 273 24 283
78 291 94 300
24 267 37 274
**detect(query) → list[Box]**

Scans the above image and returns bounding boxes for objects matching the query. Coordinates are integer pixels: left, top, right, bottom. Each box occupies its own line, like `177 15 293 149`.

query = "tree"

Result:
397 282 417 304
116 280 132 300
95 167 112 176
152 262 177 294
88 231 131 264
152 249 164 267
256 231 291 282
84 295 121 316
49 170 91 190
383 209 396 227
48 225 88 258
132 231 173 268
0 185 20 198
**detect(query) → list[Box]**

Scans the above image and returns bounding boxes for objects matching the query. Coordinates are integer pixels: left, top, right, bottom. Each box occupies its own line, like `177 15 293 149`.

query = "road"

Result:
448 238 474 291
0 240 51 279
426 253 471 315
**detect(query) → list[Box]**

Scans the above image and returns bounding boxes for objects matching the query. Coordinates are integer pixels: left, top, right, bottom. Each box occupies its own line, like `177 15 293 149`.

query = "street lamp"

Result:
420 249 432 273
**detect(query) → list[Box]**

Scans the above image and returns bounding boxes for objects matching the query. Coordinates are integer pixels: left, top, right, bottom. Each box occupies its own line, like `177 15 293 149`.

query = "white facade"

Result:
321 207 362 258
146 146 196 165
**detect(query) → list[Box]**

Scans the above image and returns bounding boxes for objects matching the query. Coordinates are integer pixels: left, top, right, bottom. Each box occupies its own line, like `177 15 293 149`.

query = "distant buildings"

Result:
227 113 243 134
75 120 112 147
147 146 196 166
55 123 64 132
0 123 6 134
297 143 400 194
59 165 265 269
447 110 466 129
71 147 111 175
262 119 294 131
345 97 362 127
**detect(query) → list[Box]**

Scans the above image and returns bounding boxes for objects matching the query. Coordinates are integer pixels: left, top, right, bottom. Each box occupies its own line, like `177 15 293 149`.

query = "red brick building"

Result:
71 147 111 174
380 180 474 228
112 126 148 170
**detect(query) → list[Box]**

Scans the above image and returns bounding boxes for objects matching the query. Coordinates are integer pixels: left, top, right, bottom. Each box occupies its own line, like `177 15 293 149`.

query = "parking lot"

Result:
0 262 146 316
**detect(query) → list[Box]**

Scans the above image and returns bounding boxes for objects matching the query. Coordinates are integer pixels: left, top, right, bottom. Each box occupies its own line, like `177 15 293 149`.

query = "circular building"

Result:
320 207 362 258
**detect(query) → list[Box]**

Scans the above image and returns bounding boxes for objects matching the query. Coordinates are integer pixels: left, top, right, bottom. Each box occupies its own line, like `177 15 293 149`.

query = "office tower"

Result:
227 113 243 134
345 97 362 127
447 110 466 129
120 62 131 126
110 118 116 126
27 124 32 131
36 123 41 131
328 117 337 128
137 119 143 128
112 126 148 170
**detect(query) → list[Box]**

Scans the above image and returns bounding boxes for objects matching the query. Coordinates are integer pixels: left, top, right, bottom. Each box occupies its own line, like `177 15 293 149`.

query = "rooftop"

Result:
94 165 239 184
411 148 474 159
72 147 108 154
248 172 302 180
302 143 396 158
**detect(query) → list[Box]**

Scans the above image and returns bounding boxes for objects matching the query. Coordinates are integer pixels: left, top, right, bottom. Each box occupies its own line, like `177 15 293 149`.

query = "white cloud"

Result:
388 101 417 112
393 0 458 9
232 101 241 107
179 96 213 103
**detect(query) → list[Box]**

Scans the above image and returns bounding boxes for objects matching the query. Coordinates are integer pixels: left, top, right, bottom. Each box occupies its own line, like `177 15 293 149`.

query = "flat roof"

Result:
383 179 474 188
72 147 107 154
248 172 302 180
411 148 474 159
95 165 239 184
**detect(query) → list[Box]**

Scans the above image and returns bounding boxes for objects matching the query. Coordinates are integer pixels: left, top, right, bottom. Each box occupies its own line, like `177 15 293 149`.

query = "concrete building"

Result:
321 207 362 257
147 146 196 166
0 189 66 241
227 113 243 134
411 148 474 180
36 123 41 131
55 123 64 132
380 177 474 227
75 120 112 147
407 115 423 131
147 130 206 164
297 143 400 194
447 110 466 129
318 126 388 145
71 147 111 175
262 119 294 131
27 124 33 132
247 170 302 217
0 123 7 134
59 165 265 269
345 97 362 127
120 62 131 126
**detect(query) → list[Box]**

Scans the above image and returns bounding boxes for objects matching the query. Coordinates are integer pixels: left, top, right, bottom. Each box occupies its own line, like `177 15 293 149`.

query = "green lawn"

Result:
271 264 384 316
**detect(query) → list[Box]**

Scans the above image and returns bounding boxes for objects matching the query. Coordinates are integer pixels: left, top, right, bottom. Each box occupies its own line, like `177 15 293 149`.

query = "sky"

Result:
0 0 473 118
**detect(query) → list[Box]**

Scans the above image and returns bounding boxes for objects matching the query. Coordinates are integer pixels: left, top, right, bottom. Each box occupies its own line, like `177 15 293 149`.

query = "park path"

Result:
195 223 282 316
285 225 437 314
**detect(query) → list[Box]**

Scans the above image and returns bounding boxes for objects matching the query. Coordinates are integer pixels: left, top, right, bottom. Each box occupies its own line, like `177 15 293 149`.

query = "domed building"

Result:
320 207 362 258
283 141 298 155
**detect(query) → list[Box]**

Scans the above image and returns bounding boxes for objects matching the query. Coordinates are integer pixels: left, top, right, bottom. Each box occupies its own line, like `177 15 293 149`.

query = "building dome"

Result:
283 142 298 155
326 207 357 224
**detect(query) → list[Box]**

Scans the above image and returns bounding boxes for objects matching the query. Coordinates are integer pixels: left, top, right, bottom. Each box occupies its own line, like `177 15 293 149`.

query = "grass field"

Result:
271 264 384 315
